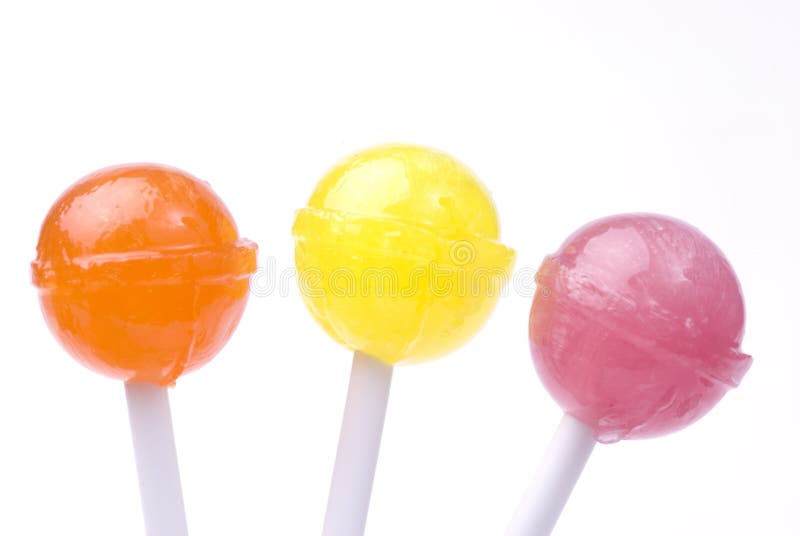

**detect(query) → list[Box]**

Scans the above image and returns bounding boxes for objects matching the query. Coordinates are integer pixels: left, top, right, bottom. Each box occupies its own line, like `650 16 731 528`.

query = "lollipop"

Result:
293 144 515 535
32 164 257 536
506 213 751 535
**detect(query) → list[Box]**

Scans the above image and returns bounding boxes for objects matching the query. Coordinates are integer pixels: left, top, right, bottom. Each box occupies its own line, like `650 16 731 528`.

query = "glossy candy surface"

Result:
293 144 515 365
32 164 257 386
530 214 751 442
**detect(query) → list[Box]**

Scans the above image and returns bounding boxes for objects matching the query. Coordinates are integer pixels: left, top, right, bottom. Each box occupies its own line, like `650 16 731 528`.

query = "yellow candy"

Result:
293 144 515 365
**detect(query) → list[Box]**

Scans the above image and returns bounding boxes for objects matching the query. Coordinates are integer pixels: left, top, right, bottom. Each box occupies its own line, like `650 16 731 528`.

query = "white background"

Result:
1 1 798 534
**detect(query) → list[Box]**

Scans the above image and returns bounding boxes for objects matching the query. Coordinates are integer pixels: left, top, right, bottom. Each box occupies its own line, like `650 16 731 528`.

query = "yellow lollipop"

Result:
293 144 514 535
294 143 514 364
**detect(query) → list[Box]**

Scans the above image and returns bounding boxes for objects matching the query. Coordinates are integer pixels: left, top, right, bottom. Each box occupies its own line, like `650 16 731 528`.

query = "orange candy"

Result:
32 164 257 386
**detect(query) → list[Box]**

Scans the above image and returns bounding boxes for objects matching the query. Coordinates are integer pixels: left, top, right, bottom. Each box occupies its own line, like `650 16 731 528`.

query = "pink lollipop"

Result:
507 213 752 535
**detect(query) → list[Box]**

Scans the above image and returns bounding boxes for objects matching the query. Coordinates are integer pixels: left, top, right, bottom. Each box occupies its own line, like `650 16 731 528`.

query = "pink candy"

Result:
530 214 752 442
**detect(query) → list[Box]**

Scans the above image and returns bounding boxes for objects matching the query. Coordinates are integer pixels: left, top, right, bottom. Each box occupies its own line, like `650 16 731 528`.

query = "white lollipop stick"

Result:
322 351 394 536
506 413 596 536
125 382 189 536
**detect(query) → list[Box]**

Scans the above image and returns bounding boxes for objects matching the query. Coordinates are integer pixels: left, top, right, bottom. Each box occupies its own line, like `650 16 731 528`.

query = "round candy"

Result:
530 214 751 442
32 164 257 386
293 144 515 365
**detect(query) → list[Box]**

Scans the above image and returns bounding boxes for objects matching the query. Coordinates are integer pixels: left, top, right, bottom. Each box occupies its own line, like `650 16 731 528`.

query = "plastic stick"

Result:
506 413 596 536
322 351 394 536
125 382 189 536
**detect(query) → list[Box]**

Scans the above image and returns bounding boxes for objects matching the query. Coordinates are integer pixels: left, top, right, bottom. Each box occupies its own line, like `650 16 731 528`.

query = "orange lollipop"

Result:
32 164 257 535
33 163 256 385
